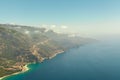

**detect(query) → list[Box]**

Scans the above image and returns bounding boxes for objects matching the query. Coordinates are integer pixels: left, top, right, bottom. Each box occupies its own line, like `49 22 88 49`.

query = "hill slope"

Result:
0 24 94 77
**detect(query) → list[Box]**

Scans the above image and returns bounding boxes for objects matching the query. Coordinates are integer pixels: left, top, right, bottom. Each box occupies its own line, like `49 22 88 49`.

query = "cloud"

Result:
61 25 68 29
50 25 56 28
25 31 30 34
42 24 48 28
8 22 16 25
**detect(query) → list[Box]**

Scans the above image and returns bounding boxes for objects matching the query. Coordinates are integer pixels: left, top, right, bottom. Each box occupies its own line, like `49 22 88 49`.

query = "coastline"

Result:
49 51 64 59
0 64 30 80
0 50 65 80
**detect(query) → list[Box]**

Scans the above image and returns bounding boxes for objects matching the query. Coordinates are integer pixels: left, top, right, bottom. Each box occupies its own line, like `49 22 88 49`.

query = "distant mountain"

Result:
0 24 94 77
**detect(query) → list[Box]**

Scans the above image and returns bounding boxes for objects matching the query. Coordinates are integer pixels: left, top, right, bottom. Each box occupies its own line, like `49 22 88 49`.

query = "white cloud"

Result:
45 29 49 32
25 31 30 34
50 25 56 28
42 24 48 28
61 25 68 29
8 22 16 25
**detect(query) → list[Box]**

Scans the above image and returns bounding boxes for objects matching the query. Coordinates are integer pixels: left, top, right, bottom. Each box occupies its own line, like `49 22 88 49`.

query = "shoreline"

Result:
0 51 65 80
0 64 30 80
49 51 64 59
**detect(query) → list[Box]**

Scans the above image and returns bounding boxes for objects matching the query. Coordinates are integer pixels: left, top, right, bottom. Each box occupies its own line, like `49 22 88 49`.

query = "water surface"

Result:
4 38 120 80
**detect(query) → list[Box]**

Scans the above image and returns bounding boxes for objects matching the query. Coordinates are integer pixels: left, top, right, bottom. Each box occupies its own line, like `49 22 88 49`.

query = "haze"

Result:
0 0 120 37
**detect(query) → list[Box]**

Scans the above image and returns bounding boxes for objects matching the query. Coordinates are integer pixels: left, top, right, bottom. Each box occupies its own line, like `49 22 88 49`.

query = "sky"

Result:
0 0 120 37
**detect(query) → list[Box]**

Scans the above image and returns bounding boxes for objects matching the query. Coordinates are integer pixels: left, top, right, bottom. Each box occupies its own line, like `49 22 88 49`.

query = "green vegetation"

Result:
0 24 94 77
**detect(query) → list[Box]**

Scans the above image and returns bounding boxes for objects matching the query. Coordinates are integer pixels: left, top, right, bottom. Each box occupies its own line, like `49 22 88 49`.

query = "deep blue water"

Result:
4 38 120 80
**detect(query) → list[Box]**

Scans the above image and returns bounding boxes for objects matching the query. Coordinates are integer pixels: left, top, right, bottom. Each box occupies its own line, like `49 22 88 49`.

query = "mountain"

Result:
0 24 94 77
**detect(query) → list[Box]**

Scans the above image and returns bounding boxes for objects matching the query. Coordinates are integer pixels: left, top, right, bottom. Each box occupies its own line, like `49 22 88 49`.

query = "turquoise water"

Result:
4 38 120 80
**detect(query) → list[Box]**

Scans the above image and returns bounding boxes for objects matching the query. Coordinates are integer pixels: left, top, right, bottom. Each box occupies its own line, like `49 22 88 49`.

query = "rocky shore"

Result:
0 51 65 80
0 64 29 80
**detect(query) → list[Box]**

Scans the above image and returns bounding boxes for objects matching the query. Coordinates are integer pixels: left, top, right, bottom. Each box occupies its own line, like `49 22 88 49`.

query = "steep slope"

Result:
0 24 94 77
0 27 37 77
0 26 64 77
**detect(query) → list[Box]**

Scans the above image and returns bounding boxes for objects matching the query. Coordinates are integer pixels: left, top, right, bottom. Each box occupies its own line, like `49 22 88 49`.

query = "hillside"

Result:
0 24 94 77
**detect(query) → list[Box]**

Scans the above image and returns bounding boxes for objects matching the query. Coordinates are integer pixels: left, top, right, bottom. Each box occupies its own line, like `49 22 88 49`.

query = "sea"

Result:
4 36 120 80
